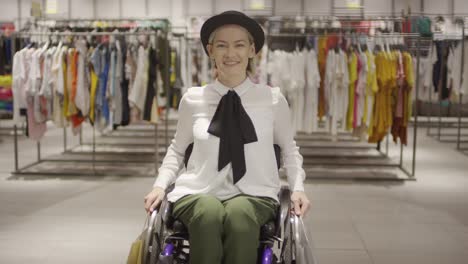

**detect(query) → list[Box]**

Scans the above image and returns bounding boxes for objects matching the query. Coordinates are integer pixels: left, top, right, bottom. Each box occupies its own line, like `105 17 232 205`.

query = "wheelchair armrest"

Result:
275 185 291 238
162 201 175 230
159 184 176 230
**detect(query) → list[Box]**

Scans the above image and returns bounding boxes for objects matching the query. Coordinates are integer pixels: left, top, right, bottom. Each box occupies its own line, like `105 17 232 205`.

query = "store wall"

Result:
95 0 119 18
0 0 18 21
454 0 468 14
305 0 330 14
71 0 94 19
424 0 449 15
394 0 421 14
365 0 392 15
122 0 146 18
148 0 172 18
1 0 468 28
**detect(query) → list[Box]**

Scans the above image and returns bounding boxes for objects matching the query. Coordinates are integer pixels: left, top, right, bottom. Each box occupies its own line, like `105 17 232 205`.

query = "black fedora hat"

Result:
200 10 265 55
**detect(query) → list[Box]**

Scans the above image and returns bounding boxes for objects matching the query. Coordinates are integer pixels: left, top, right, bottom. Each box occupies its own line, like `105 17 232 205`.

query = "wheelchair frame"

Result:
141 185 308 264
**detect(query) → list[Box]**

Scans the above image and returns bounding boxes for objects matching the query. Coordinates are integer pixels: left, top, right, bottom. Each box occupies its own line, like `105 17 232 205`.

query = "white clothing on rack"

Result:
12 49 26 125
290 51 306 133
355 51 368 127
303 49 320 134
129 45 149 115
325 49 349 136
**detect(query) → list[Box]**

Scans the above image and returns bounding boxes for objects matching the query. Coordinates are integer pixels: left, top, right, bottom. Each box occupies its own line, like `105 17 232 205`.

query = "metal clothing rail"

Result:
265 23 423 180
11 28 170 177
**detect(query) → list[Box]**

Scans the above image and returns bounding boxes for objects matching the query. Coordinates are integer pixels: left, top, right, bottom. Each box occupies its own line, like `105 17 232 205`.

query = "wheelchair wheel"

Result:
291 215 316 264
280 214 294 264
143 209 164 264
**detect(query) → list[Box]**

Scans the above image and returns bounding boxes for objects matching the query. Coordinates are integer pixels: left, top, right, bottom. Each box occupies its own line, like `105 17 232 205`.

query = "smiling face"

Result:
207 24 256 81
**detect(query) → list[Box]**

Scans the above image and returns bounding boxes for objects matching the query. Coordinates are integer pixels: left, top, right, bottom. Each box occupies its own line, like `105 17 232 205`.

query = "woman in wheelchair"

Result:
144 11 310 264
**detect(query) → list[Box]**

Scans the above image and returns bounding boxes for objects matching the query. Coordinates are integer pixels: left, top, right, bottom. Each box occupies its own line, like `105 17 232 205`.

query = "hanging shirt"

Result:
128 45 149 117
25 48 47 141
317 36 328 119
31 48 46 123
61 46 70 124
364 50 377 129
355 51 368 128
67 48 84 131
303 49 320 134
89 64 99 124
289 51 306 134
143 47 158 121
153 78 306 203
113 40 123 125
447 42 463 97
461 40 468 95
107 47 116 129
347 51 358 131
51 43 65 127
12 49 27 125
38 47 55 122
325 49 349 136
423 43 438 95
75 38 90 117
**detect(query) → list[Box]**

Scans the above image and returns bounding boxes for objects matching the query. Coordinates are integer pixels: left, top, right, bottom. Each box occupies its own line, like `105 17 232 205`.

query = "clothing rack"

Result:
425 27 468 144
10 28 171 177
265 20 425 180
456 24 468 155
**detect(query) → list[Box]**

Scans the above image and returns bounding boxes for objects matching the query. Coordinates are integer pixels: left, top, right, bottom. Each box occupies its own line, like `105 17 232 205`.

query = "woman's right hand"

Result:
144 187 166 213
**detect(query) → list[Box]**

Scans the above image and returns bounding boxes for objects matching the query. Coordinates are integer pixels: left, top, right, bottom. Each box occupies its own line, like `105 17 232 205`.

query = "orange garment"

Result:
390 52 414 145
317 37 328 119
62 48 69 120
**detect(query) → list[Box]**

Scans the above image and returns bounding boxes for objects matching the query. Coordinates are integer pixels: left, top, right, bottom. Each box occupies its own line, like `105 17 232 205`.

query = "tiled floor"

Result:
1 124 468 264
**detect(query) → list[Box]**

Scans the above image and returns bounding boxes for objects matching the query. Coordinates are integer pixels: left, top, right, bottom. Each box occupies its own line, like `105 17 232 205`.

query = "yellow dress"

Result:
363 50 378 129
403 52 414 124
89 67 98 123
346 51 358 131
369 51 394 143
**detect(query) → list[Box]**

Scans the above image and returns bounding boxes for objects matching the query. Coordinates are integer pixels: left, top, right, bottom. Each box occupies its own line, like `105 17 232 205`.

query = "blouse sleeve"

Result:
153 93 194 190
273 89 306 191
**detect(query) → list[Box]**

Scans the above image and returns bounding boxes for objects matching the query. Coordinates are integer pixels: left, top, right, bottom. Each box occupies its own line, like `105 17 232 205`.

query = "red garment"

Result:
70 50 85 128
402 19 411 33
0 87 12 100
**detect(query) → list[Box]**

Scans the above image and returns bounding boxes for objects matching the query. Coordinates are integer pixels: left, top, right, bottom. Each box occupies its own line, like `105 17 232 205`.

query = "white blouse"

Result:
153 77 306 203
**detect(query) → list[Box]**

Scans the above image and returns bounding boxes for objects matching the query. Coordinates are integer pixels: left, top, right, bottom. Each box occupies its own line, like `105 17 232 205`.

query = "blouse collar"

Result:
212 77 254 97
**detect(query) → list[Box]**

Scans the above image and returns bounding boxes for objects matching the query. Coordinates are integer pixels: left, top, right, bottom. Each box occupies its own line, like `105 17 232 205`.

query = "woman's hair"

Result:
208 27 257 77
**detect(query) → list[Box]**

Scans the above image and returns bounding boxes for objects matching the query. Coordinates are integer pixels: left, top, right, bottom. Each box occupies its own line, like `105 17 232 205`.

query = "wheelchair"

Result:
141 145 315 264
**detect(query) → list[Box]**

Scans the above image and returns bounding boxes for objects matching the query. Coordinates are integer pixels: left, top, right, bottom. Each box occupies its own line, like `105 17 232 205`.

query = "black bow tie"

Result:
207 90 258 184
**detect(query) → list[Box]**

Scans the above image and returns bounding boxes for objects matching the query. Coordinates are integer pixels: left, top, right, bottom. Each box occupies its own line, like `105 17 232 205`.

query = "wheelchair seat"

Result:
162 201 279 241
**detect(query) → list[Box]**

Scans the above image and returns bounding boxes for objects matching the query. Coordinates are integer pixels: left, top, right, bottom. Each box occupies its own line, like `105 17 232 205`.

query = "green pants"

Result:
172 194 278 264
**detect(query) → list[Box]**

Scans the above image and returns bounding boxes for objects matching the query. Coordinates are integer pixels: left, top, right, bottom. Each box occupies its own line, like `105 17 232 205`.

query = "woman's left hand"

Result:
291 191 311 217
